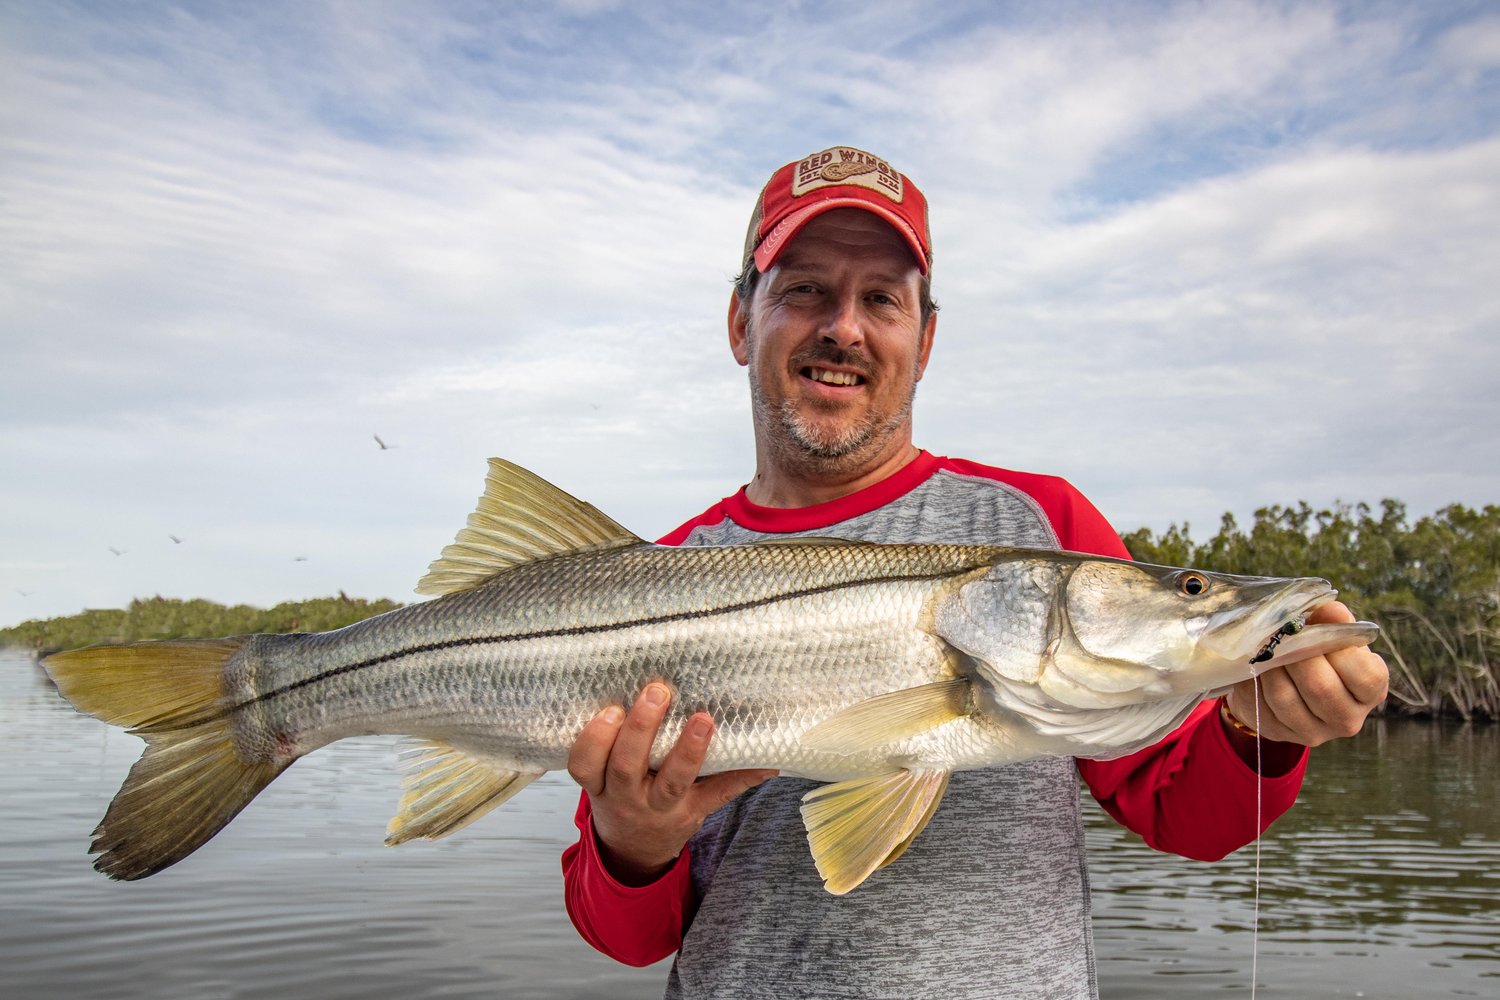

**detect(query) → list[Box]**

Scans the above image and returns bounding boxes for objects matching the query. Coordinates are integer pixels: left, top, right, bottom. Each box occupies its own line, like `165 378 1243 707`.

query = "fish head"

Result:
1056 560 1346 701
941 555 1377 711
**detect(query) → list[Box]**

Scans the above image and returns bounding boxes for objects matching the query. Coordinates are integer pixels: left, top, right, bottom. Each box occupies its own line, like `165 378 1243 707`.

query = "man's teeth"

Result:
808 368 861 386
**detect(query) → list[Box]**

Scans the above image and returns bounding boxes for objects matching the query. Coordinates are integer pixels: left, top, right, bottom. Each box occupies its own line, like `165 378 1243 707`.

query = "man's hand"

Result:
1224 600 1389 747
567 682 779 886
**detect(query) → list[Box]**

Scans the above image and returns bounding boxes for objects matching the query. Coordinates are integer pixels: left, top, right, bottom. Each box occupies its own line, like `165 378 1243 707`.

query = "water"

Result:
1087 720 1500 997
2 650 1495 999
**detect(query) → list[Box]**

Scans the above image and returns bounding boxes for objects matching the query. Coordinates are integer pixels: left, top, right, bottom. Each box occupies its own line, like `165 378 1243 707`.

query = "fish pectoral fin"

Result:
799 678 971 754
415 457 644 597
386 739 542 845
799 768 952 895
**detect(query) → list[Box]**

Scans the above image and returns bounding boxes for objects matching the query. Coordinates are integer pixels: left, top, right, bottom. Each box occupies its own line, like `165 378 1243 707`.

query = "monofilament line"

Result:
1251 675 1262 1000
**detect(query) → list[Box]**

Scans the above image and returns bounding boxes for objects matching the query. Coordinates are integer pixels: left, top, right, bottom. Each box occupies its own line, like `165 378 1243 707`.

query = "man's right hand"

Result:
567 682 779 886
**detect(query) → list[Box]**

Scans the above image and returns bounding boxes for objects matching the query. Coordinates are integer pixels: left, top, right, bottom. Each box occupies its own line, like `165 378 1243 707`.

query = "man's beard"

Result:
746 335 919 467
773 393 913 461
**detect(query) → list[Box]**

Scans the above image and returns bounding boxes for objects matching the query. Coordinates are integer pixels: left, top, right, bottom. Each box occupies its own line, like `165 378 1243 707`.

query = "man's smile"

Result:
802 366 865 388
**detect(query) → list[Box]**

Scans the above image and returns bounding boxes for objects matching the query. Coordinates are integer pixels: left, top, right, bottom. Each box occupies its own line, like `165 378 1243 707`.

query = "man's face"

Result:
730 208 935 474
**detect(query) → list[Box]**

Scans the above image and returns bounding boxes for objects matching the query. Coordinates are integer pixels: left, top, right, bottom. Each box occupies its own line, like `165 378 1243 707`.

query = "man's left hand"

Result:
1224 600 1389 746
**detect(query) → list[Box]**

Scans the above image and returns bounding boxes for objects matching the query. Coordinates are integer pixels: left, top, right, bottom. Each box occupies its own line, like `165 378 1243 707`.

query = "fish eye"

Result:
1175 571 1211 597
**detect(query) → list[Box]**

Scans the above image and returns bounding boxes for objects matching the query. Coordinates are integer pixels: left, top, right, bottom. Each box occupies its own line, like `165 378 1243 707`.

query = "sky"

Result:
3 0 1498 628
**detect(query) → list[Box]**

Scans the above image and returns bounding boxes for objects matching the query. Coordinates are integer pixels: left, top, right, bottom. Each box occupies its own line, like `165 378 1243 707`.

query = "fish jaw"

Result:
1177 575 1341 691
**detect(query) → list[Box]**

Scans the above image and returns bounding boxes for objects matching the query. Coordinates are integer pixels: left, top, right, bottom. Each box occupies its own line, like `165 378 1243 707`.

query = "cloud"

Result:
2 1 1498 627
922 134 1500 531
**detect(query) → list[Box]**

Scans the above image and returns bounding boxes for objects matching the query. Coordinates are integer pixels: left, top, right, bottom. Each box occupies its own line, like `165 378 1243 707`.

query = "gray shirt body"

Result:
663 467 1099 1000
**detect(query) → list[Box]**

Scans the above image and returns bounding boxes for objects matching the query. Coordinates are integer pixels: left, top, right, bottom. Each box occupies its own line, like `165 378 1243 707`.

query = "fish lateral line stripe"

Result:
221 566 970 719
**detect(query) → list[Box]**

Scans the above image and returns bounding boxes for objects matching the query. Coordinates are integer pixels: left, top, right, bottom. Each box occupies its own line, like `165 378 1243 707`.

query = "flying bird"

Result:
374 434 396 450
169 534 184 544
108 547 126 556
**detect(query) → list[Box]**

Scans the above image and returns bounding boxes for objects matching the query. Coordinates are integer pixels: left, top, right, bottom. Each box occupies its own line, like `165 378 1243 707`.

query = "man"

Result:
561 146 1389 998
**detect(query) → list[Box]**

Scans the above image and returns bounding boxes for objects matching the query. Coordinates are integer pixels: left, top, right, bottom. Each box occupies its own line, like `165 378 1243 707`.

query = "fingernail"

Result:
600 706 624 724
644 684 668 707
690 718 711 739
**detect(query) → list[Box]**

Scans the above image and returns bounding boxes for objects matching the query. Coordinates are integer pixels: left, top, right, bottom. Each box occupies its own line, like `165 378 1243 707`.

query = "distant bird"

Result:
373 434 396 450
108 547 126 556
16 590 31 597
293 556 308 562
169 534 184 544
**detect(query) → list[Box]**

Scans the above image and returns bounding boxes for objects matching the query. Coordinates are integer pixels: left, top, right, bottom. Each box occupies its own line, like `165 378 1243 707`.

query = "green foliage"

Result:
10 499 1498 721
1124 501 1499 721
0 594 404 653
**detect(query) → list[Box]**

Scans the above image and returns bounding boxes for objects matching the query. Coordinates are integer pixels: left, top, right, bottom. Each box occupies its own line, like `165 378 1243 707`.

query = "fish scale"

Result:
230 541 990 780
42 457 1378 891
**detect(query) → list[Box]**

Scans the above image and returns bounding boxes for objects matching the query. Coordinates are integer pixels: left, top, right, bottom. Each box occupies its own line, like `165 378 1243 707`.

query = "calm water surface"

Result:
2 650 1495 998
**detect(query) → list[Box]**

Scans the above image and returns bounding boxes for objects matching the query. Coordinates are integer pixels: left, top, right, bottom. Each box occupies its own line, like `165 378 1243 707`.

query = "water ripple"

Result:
5 654 1497 998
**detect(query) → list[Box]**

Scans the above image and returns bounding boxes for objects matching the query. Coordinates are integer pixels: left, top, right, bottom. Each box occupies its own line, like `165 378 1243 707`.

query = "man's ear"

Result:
915 312 937 381
728 292 750 367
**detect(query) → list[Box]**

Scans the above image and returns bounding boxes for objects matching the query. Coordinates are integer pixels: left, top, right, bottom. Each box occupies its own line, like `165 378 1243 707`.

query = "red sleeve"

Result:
560 792 694 966
985 464 1311 858
1076 703 1307 859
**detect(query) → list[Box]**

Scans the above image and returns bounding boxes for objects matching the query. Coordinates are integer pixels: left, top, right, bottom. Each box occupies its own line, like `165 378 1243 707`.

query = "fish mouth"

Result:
1197 576 1337 666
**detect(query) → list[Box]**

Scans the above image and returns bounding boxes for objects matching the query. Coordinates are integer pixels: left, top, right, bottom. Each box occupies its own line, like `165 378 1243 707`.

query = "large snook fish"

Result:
45 459 1378 894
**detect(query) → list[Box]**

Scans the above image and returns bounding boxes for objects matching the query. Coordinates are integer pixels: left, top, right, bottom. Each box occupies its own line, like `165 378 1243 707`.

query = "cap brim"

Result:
752 197 929 275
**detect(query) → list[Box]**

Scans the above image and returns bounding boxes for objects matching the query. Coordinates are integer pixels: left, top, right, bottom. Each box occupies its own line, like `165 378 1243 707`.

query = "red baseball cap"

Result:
742 146 932 276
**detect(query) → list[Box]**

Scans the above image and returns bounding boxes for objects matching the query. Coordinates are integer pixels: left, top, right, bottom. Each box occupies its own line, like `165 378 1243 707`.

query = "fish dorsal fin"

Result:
799 678 971 755
386 739 543 845
799 768 952 895
416 458 642 596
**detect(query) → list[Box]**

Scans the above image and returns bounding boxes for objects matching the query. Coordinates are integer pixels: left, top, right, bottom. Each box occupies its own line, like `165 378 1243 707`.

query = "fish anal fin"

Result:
386 739 541 845
799 768 952 895
799 677 971 755
877 770 950 871
416 458 643 597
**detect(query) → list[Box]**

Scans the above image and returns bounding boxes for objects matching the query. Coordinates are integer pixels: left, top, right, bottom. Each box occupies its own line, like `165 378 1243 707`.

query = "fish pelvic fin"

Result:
799 678 971 755
416 458 644 597
42 639 290 880
799 768 952 895
386 739 542 845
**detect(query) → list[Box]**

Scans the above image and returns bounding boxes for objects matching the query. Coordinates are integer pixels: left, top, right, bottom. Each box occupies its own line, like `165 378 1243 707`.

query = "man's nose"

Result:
818 294 864 348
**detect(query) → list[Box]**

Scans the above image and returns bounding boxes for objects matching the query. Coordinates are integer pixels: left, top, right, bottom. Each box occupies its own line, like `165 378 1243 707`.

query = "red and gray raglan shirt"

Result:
562 451 1307 999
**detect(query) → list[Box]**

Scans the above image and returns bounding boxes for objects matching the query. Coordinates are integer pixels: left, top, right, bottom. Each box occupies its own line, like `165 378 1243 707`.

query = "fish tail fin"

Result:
43 639 290 880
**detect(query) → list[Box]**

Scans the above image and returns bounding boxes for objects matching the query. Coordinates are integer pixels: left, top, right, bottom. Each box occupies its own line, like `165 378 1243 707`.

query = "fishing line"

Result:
1250 676 1262 1000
